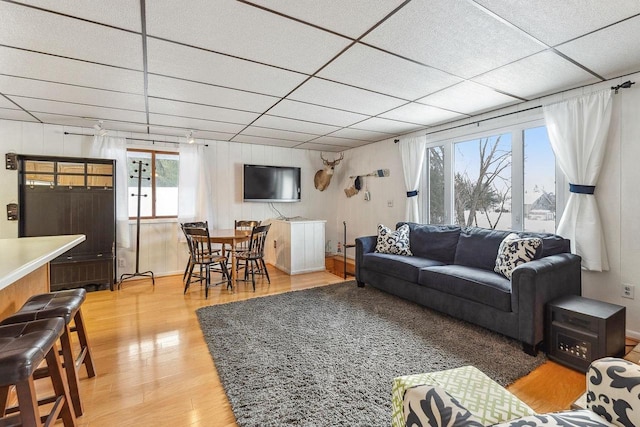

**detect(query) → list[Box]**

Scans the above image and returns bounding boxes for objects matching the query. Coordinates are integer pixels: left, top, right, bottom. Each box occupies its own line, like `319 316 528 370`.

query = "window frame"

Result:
421 117 565 232
126 148 179 220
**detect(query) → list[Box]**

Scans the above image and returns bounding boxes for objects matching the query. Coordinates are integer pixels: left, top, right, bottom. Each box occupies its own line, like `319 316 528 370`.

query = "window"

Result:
422 121 558 232
127 149 179 218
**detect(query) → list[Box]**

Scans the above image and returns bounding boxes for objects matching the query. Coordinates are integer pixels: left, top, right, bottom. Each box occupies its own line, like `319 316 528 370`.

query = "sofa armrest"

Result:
587 357 640 426
510 253 582 347
355 236 377 284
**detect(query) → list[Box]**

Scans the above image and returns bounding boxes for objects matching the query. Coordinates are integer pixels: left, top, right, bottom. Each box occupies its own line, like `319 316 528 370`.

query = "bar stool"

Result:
0 318 77 427
0 289 96 418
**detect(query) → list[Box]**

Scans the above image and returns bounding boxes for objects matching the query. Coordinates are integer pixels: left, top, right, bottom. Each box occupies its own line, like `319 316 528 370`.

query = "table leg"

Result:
230 239 237 285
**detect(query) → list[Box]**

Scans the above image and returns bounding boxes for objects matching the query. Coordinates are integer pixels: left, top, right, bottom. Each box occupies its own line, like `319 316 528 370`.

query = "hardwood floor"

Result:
64 267 585 426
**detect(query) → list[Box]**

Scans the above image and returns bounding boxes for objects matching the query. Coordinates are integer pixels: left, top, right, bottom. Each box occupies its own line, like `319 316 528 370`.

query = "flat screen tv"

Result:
243 164 301 202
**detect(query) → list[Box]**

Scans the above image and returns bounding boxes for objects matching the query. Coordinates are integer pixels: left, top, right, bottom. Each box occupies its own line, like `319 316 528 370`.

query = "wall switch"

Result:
387 200 393 207
622 283 635 299
273 240 277 249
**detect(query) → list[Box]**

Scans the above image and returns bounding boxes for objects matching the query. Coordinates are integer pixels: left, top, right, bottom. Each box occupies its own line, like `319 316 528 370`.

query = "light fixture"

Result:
93 120 109 137
187 130 196 144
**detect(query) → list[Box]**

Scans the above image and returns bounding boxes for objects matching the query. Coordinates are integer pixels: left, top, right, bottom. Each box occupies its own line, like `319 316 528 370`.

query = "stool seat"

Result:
0 318 65 384
2 289 86 325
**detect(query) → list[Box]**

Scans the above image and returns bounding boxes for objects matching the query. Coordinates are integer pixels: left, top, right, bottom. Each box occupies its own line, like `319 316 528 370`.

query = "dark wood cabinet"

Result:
18 155 116 291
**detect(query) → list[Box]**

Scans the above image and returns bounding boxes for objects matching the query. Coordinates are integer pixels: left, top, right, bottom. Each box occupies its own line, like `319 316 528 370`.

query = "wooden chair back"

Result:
183 226 212 265
247 224 271 258
234 220 260 251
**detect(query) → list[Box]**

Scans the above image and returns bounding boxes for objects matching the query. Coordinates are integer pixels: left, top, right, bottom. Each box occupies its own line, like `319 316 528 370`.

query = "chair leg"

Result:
221 262 232 289
251 260 256 291
60 325 83 417
205 266 211 299
260 258 270 284
184 263 195 294
15 377 41 427
46 342 77 427
0 385 8 416
182 256 191 282
73 309 96 378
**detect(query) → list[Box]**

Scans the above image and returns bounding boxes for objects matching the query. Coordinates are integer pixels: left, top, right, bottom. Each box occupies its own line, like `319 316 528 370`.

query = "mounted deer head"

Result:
314 152 344 191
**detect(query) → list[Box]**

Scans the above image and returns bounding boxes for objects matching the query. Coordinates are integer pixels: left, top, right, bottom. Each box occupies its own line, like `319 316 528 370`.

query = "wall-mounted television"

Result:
243 164 301 202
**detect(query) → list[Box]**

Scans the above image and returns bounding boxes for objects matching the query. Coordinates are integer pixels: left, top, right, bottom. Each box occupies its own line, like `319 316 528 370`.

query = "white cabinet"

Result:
265 219 326 275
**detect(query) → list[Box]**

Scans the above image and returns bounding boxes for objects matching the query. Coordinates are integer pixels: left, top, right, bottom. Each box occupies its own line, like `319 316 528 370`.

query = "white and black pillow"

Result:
494 233 542 279
404 385 483 427
375 224 412 256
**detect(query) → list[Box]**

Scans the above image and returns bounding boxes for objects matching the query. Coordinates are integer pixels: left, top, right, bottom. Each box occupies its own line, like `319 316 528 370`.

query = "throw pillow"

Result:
494 233 542 279
404 385 483 427
375 223 412 256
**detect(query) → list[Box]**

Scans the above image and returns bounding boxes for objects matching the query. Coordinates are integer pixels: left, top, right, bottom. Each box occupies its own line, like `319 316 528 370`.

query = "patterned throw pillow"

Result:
404 385 483 427
375 224 412 256
494 233 542 279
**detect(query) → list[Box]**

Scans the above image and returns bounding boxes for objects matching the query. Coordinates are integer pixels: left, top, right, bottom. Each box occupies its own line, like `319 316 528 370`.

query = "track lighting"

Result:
93 120 108 137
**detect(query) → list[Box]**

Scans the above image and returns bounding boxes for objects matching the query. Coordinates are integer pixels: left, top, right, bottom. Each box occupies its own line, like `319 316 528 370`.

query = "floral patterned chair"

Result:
395 358 640 427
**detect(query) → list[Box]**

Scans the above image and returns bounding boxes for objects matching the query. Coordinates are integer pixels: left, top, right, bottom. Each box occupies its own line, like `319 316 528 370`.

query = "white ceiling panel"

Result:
328 128 391 141
13 0 142 32
267 100 367 127
0 96 18 110
10 97 147 123
31 113 148 133
318 43 462 100
0 75 146 111
252 115 339 135
147 39 307 97
352 117 425 134
418 82 519 115
0 2 143 70
147 75 278 113
246 0 406 39
149 113 245 134
146 0 350 74
0 47 144 94
380 103 466 126
148 98 259 125
148 126 235 142
0 108 38 122
288 78 405 116
309 136 372 148
557 16 640 79
473 50 600 99
295 142 350 152
240 126 317 142
362 0 544 79
231 134 300 148
475 0 640 46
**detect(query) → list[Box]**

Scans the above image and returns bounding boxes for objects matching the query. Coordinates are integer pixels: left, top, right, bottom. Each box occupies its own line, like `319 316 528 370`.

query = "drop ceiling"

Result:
1 0 639 152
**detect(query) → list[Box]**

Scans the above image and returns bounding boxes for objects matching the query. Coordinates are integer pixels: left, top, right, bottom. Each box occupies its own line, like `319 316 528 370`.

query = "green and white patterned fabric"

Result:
392 366 536 427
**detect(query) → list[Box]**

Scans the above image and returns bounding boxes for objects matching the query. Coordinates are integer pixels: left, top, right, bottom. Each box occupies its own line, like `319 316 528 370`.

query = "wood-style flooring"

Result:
60 268 586 426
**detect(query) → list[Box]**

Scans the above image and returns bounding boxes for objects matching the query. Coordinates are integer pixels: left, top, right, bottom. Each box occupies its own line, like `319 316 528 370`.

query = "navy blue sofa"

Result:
355 222 582 354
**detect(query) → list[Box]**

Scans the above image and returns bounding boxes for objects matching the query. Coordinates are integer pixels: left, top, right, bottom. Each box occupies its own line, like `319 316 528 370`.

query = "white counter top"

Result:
0 235 86 290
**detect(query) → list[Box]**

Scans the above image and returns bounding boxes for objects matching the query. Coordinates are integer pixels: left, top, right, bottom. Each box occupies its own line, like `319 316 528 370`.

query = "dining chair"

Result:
233 220 261 250
183 226 231 298
235 223 271 291
180 221 220 283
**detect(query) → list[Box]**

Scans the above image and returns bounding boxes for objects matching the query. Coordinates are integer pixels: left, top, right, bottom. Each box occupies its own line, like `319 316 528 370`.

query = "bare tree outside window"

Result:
428 146 445 224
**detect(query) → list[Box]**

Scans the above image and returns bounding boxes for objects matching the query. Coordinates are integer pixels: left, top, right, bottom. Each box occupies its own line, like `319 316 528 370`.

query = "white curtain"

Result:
178 144 214 232
543 90 613 271
90 135 130 248
399 136 427 222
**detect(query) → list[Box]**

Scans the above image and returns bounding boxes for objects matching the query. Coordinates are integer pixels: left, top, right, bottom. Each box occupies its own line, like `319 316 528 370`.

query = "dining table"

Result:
207 228 252 285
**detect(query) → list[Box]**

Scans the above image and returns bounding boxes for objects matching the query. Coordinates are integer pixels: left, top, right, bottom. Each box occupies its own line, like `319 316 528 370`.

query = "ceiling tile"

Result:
328 128 391 141
288 78 405 116
475 0 640 46
473 50 600 99
418 82 519 115
146 0 350 74
0 96 18 110
245 0 406 38
295 142 350 152
15 0 142 32
380 103 466 126
309 136 373 148
361 0 544 78
147 126 234 142
240 126 317 142
0 108 38 122
146 38 307 97
268 100 368 127
1 2 143 70
252 115 339 135
231 134 301 148
147 75 278 113
148 98 259 125
351 117 426 134
149 113 245 134
318 43 462 100
32 113 148 132
0 46 144 94
0 75 146 111
10 96 147 123
557 16 640 79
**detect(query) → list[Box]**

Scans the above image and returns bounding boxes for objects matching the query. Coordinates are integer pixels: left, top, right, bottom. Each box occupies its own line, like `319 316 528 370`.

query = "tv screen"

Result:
243 164 301 202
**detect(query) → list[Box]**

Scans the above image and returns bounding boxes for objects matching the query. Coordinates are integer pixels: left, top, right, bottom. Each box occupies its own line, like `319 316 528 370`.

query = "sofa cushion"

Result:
418 265 512 312
494 233 542 279
376 223 412 256
454 227 511 271
363 253 445 283
397 222 461 264
492 409 612 426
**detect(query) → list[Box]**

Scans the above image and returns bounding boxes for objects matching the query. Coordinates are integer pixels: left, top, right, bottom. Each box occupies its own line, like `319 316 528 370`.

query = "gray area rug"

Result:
196 281 546 426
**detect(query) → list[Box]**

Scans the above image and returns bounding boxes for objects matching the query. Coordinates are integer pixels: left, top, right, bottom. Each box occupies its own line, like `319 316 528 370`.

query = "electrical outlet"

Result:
387 200 393 207
273 240 277 249
118 258 125 268
622 283 635 299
